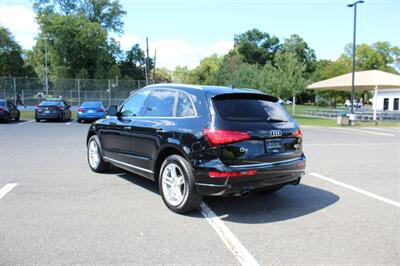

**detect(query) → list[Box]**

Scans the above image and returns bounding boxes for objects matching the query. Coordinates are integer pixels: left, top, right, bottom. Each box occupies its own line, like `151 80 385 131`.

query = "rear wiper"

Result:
267 118 288 123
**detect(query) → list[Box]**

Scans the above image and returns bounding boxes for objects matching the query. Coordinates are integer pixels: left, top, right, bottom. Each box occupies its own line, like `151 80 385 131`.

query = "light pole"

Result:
44 37 49 97
347 0 364 116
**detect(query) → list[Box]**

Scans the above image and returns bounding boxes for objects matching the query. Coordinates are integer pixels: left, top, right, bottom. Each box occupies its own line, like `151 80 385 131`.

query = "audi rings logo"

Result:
269 130 282 137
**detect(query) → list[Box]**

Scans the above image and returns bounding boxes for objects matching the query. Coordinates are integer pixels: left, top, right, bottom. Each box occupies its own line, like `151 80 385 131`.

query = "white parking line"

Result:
310 173 400 208
65 120 75 125
17 120 34 125
303 126 395 136
0 183 18 200
305 142 400 147
200 203 259 266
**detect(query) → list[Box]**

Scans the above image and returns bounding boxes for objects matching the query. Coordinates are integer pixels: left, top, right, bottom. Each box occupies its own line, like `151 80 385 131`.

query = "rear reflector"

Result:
203 128 250 146
208 170 257 178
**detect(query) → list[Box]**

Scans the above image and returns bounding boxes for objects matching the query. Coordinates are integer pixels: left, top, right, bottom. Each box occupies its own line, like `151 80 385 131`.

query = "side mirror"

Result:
106 105 118 116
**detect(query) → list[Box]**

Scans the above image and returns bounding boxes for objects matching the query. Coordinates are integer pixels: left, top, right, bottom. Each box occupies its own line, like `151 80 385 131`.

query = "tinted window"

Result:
176 92 196 117
81 101 103 108
39 100 62 106
121 90 150 116
213 98 289 122
0 101 5 107
144 90 176 117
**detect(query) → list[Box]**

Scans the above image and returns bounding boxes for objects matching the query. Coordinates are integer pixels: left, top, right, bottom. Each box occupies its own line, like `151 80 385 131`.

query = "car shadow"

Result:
111 168 339 224
0 119 26 124
202 184 339 224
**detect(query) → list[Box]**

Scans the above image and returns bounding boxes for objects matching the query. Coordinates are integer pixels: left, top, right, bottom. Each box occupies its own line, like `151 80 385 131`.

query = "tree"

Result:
154 68 172 82
233 28 280 65
263 52 308 110
33 0 126 33
31 13 116 79
189 54 223 85
343 42 399 73
172 66 195 84
215 55 263 89
0 26 35 77
118 44 153 80
280 34 316 75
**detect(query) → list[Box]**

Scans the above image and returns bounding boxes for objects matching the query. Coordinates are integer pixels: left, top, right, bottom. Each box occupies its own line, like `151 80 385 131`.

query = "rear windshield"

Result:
81 102 103 108
39 101 62 106
0 101 5 107
213 98 290 122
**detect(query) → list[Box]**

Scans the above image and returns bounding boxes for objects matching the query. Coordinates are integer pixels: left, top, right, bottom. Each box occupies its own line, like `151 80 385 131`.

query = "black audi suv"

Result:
86 84 306 213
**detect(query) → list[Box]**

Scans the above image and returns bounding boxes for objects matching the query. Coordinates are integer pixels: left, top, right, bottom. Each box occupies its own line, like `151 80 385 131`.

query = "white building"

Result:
372 88 400 111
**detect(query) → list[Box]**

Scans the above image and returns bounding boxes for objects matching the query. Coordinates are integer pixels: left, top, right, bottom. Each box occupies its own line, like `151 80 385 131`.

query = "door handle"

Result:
123 126 132 131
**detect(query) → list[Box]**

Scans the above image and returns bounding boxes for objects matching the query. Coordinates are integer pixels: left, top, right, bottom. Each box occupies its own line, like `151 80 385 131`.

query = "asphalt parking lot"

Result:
1 119 399 265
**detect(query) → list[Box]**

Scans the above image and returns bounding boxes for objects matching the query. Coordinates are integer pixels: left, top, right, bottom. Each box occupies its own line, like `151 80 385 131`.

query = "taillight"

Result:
292 128 302 139
0 107 3 112
97 108 105 112
55 105 63 109
78 108 84 112
203 128 250 146
208 170 257 178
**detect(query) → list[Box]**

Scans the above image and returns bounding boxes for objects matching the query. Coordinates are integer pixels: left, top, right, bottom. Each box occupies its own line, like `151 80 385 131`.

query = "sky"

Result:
0 0 399 69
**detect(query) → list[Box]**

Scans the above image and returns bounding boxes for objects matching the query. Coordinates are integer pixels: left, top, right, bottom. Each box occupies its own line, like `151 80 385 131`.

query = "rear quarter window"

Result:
212 97 289 122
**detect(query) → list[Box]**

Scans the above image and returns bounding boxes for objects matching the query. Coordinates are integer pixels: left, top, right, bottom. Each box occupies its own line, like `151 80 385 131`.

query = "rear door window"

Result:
143 90 176 117
212 95 289 122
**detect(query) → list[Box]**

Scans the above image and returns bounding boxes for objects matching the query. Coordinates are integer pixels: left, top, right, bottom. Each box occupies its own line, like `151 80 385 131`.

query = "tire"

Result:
15 115 20 121
159 155 203 214
5 115 10 123
87 135 110 173
35 118 40 122
77 119 82 123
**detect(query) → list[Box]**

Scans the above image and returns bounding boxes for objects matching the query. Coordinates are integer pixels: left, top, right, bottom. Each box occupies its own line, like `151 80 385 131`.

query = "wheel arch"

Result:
153 145 192 183
86 128 97 145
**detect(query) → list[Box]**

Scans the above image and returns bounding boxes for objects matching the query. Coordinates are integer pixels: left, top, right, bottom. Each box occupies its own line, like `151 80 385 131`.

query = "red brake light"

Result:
203 128 250 146
0 107 3 112
97 108 105 112
208 170 257 178
292 128 302 138
55 105 63 109
78 108 84 112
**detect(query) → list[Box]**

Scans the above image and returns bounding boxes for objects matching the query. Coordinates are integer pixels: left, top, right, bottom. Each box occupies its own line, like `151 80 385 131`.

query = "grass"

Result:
20 110 78 120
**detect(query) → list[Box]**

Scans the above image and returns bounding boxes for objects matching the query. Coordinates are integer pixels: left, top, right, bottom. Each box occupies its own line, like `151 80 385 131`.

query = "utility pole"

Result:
347 0 364 118
145 37 149 86
153 49 157 83
44 38 49 97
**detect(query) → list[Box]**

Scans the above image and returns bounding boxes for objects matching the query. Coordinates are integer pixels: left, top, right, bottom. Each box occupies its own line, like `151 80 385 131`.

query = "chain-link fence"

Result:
0 77 164 108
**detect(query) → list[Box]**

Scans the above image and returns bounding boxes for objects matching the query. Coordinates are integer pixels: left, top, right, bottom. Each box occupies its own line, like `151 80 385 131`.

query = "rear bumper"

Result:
194 155 306 196
77 114 104 120
35 112 60 119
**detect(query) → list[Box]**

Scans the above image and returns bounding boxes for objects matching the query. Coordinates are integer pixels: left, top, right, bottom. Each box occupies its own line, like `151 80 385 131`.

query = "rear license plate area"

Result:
265 139 283 153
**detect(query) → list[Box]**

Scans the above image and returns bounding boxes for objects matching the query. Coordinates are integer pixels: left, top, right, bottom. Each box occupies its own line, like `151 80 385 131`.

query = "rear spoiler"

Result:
212 93 278 103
